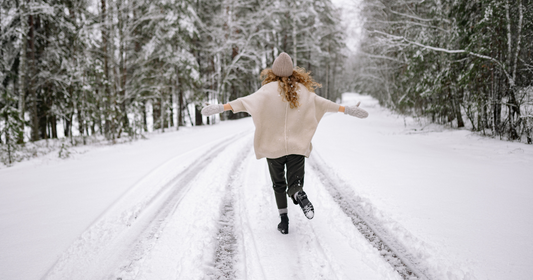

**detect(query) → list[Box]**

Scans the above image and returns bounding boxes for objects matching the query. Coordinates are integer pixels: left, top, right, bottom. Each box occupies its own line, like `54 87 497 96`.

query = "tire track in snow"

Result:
109 133 253 279
209 200 239 279
309 152 428 280
117 135 254 280
44 131 251 280
234 153 347 280
205 145 250 279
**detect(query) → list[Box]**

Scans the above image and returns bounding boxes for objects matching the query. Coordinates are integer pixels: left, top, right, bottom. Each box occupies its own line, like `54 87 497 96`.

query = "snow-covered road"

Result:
1 93 533 279
41 128 401 279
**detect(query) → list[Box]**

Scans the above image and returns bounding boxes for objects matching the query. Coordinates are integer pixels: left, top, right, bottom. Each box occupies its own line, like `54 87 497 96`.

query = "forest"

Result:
355 0 533 143
1 0 532 166
0 0 346 165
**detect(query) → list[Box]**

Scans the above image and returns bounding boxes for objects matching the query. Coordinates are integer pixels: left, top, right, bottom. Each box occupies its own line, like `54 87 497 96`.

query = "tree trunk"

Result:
176 66 183 128
64 117 70 137
170 91 174 128
142 100 147 132
50 115 57 138
456 88 465 128
101 0 111 139
325 44 330 99
332 52 338 101
69 113 73 144
292 11 297 66
161 93 166 132
178 84 184 127
195 105 203 126
153 99 161 130
186 100 194 126
508 89 520 139
493 92 501 136
17 0 28 144
78 101 84 138
4 114 12 164
118 0 129 136
28 13 38 141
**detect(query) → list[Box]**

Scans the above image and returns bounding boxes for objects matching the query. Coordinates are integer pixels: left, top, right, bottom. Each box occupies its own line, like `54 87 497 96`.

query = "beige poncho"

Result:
229 81 340 159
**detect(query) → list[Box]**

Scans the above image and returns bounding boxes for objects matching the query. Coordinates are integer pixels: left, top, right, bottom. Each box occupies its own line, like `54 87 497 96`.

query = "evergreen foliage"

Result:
355 0 533 143
0 0 346 165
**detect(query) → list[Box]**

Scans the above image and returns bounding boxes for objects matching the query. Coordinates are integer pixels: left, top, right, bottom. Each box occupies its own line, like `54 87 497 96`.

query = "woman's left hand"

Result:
344 102 368 118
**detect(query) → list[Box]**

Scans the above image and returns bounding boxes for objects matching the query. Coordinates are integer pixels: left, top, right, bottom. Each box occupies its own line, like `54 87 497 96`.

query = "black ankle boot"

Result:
277 213 289 234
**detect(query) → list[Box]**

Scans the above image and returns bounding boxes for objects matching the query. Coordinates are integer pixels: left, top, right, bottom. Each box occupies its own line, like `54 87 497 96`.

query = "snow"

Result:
233 149 400 279
314 94 533 279
1 93 533 279
0 122 254 280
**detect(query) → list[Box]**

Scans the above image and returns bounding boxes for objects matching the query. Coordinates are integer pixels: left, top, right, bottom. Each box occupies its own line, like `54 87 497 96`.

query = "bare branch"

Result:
359 51 405 63
368 30 515 87
387 8 451 24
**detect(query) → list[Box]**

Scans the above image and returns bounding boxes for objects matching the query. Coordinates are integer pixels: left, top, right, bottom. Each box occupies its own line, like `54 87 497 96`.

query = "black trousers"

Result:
266 154 305 209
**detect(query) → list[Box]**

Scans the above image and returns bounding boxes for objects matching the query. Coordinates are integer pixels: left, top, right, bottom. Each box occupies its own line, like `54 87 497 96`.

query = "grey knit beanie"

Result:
272 52 294 77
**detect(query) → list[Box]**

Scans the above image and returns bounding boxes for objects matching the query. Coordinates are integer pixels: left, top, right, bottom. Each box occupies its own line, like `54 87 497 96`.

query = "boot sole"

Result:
298 198 315 220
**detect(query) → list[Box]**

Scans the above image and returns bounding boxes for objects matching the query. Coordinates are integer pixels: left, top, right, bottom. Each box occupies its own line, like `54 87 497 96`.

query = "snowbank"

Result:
313 93 533 279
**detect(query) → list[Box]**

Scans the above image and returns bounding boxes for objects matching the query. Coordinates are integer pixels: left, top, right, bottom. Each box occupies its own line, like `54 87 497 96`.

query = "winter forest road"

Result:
42 127 403 279
1 94 533 280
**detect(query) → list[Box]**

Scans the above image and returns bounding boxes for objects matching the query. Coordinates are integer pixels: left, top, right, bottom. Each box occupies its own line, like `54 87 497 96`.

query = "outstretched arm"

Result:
223 104 233 111
338 106 345 113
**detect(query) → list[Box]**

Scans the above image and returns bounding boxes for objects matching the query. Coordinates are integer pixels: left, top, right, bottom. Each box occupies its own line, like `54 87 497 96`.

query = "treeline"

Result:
354 0 533 143
0 0 346 165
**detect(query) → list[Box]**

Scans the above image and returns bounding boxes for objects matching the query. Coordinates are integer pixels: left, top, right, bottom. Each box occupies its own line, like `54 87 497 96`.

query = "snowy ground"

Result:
1 93 532 280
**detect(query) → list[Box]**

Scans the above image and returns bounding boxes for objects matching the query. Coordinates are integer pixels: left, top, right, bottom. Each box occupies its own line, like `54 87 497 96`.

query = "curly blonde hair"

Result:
260 66 322 109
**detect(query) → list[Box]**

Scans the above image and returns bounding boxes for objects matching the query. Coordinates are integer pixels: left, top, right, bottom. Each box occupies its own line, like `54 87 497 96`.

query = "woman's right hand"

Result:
201 104 225 116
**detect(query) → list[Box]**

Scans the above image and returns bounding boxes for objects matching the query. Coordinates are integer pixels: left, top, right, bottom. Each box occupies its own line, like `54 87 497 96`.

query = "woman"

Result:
201 52 368 234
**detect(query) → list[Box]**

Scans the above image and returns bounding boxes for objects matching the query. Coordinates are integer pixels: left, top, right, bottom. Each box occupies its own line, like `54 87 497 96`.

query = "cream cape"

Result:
229 82 339 159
